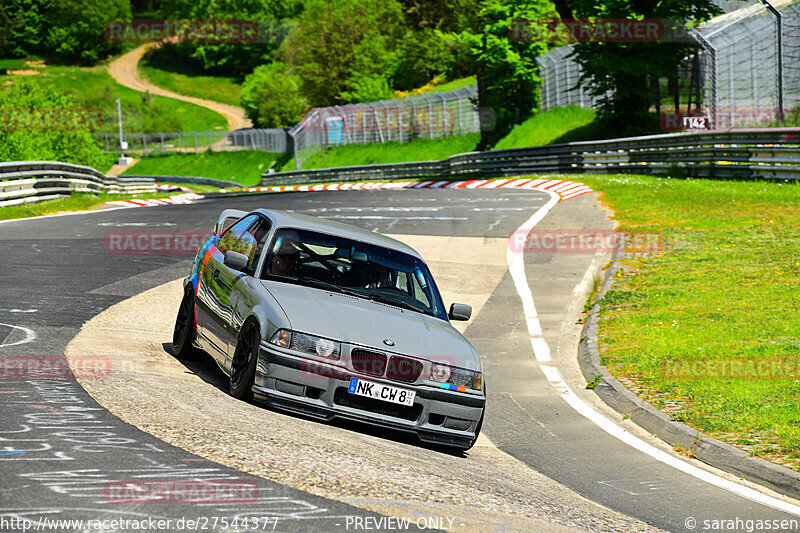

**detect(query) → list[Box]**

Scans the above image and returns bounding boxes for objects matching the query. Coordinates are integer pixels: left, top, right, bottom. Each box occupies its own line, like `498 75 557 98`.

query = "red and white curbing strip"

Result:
108 192 202 208
219 178 593 201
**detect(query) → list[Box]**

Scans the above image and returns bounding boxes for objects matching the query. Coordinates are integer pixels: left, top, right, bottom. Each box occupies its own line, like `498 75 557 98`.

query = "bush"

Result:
240 62 308 128
0 80 110 169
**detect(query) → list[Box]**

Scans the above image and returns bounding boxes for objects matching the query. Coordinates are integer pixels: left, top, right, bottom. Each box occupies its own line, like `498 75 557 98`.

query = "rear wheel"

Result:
230 319 260 401
172 287 197 359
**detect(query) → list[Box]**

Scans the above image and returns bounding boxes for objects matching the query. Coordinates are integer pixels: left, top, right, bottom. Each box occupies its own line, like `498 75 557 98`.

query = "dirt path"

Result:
108 44 252 131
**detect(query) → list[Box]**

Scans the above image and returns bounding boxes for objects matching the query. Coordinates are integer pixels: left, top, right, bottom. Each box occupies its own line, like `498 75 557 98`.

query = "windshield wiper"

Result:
296 277 363 298
367 292 421 313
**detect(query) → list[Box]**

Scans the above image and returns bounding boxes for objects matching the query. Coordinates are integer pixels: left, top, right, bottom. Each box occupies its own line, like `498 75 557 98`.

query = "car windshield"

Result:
262 227 447 320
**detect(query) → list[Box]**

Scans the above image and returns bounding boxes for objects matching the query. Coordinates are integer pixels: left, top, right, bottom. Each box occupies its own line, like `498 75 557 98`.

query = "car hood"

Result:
261 280 480 370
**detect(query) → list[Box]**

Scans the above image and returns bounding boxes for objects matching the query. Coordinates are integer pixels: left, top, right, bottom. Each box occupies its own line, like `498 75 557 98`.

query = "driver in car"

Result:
364 264 392 289
267 239 299 277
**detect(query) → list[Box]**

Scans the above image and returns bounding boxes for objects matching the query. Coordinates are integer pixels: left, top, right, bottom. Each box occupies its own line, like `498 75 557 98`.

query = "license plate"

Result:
348 378 415 406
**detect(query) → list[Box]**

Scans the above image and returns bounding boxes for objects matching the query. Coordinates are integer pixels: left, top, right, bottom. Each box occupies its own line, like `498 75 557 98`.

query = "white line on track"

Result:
0 323 37 348
507 189 800 516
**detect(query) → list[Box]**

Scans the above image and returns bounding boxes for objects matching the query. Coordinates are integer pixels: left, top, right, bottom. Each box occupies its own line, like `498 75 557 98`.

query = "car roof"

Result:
254 209 423 259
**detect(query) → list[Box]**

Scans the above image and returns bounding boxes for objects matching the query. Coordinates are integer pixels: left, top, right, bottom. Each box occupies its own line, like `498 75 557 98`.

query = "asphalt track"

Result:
1 188 799 532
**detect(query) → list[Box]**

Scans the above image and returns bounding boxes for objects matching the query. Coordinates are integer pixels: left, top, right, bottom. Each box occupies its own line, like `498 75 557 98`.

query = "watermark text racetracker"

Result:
104 230 211 254
508 229 661 254
662 358 800 381
104 19 287 43
104 480 258 504
1 355 110 380
0 108 102 131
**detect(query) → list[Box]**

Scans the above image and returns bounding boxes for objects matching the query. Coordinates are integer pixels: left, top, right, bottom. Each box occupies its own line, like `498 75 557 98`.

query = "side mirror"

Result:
224 250 249 271
448 303 472 321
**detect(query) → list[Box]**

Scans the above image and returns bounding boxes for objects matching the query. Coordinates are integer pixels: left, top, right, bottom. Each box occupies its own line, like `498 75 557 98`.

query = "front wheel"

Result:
172 288 197 359
230 319 260 401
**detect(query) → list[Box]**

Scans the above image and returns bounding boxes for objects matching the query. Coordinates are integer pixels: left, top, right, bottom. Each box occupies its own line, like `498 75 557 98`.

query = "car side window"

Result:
217 214 260 261
247 218 272 273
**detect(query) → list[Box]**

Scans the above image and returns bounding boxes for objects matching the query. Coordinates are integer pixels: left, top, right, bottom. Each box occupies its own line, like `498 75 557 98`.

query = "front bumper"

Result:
254 342 485 449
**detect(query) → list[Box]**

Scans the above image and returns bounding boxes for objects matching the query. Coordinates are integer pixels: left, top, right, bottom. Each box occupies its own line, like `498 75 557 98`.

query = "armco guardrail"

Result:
0 161 155 208
122 175 241 188
261 128 800 185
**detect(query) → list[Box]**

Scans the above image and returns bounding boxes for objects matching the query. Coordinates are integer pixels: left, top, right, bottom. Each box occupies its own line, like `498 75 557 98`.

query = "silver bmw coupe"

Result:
173 208 485 450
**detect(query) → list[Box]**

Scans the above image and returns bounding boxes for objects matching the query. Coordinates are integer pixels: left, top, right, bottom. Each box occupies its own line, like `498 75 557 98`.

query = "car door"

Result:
196 214 259 365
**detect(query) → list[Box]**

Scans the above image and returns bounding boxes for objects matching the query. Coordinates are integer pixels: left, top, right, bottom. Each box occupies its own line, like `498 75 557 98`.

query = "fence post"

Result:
178 132 182 151
160 132 165 153
208 131 213 152
142 133 147 157
759 0 785 122
691 29 717 129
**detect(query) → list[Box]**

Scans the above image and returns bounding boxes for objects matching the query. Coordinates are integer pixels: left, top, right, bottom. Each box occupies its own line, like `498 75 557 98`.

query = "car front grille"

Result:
334 387 422 421
350 349 387 377
385 356 423 382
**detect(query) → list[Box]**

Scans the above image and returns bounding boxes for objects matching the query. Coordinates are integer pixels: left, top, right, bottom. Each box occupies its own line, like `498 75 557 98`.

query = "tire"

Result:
229 319 260 401
172 287 197 359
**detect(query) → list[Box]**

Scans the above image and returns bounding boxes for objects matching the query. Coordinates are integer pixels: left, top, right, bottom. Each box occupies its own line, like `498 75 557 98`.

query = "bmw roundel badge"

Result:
383 339 395 346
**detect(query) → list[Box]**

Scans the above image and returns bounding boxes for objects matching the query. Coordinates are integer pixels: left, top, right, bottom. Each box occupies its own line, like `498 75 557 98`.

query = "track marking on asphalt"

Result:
0 323 37 348
507 189 800 516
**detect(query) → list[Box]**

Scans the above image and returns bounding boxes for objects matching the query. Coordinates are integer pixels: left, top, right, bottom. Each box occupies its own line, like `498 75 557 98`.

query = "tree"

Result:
0 80 109 169
457 0 552 148
283 0 404 105
158 0 300 78
0 0 130 64
552 0 719 129
240 62 308 128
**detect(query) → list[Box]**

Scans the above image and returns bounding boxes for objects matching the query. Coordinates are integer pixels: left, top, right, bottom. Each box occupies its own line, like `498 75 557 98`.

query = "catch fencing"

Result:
695 0 800 128
535 0 800 129
0 161 154 207
288 86 480 168
94 129 289 157
261 128 800 185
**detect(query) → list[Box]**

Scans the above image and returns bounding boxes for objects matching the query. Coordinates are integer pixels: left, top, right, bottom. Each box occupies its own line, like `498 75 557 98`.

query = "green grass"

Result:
0 65 227 133
122 151 287 186
138 53 242 107
571 174 800 469
0 56 38 70
493 106 598 149
0 191 174 221
429 76 476 93
284 133 480 171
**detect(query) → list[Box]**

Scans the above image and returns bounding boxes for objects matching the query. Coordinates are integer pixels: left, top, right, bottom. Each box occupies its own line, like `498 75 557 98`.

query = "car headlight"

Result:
268 329 341 360
430 363 482 391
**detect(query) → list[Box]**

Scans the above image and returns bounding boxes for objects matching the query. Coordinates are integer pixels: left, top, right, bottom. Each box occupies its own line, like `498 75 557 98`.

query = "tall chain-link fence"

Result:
536 45 602 112
533 0 800 129
288 86 480 168
696 0 800 128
